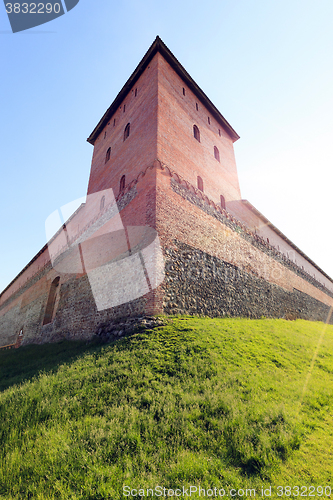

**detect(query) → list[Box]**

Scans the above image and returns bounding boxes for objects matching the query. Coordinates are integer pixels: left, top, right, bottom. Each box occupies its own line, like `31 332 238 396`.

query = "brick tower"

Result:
85 35 243 319
1 37 332 349
87 36 241 207
85 36 333 322
84 35 244 318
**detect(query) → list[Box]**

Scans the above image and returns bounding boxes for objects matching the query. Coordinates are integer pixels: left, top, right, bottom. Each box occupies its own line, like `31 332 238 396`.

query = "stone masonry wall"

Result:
170 179 333 299
163 240 333 324
156 165 333 318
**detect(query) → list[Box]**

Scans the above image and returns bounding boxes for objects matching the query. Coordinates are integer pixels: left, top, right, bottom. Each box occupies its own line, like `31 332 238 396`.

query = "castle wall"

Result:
0 262 61 348
0 246 51 306
155 168 333 322
0 302 23 347
0 168 159 348
1 159 333 349
164 241 332 323
228 199 333 293
2 39 333 349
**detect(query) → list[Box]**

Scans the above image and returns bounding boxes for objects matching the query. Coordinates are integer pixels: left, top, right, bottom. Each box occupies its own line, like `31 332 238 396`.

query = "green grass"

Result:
0 317 332 499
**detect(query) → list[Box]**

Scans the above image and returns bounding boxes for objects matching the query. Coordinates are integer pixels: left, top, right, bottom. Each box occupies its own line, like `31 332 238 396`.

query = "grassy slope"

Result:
0 317 332 499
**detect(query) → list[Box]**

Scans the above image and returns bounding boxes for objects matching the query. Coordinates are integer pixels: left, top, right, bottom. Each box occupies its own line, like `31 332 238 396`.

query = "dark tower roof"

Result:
87 36 240 145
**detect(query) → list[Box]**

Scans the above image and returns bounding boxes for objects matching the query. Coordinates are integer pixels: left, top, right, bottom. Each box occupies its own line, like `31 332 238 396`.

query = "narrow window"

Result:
16 327 24 347
197 176 204 192
43 277 60 325
120 175 126 193
100 195 105 211
135 88 137 97
214 146 220 162
220 195 226 210
218 129 221 137
113 118 116 126
123 104 126 113
208 117 210 125
196 102 198 111
105 147 111 163
104 131 107 139
183 87 186 96
124 123 130 141
193 125 200 142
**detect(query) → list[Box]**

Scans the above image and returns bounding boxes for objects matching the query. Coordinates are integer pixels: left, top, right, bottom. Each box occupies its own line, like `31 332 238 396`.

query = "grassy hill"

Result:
0 317 332 499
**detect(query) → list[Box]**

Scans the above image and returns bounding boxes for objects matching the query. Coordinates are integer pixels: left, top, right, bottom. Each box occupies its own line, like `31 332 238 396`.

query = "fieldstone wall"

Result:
24 274 150 346
0 303 23 347
96 316 168 343
163 241 333 324
171 179 333 299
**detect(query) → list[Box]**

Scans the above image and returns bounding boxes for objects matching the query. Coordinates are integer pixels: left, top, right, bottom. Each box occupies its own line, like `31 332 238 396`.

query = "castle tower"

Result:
1 37 333 349
85 36 333 321
84 36 245 318
86 37 241 219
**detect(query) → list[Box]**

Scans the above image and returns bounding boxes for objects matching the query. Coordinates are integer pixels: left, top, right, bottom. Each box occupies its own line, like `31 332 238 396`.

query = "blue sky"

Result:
1 0 333 293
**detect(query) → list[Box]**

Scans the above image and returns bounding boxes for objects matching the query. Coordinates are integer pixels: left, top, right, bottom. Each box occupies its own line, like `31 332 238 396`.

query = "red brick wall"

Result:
87 54 159 197
0 247 51 306
156 53 241 206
